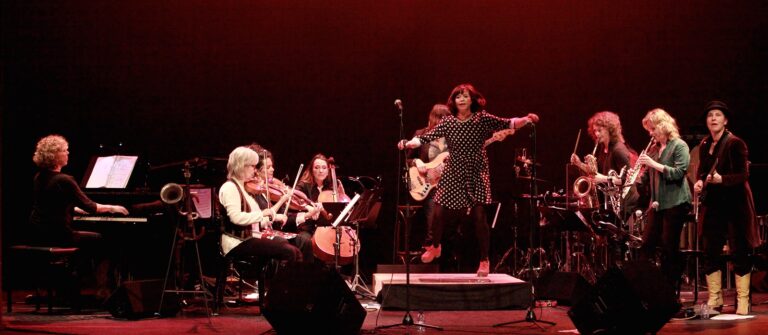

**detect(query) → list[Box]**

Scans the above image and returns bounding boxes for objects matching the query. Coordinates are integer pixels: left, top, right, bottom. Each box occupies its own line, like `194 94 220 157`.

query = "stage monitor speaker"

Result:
568 261 680 335
105 279 180 319
535 271 591 305
262 263 366 335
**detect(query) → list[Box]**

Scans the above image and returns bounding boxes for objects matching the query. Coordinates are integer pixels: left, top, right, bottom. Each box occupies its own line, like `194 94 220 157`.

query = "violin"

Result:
247 177 331 220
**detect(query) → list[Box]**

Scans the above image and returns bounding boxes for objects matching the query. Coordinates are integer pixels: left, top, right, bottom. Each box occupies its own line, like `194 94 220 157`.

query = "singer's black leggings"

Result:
702 205 753 276
431 204 490 261
640 203 689 285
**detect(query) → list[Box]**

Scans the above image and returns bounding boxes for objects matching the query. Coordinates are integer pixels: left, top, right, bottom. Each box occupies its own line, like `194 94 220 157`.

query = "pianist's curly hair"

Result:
33 134 68 170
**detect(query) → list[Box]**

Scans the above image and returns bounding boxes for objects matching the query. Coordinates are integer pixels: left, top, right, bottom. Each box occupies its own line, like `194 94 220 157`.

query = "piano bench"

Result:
6 245 80 313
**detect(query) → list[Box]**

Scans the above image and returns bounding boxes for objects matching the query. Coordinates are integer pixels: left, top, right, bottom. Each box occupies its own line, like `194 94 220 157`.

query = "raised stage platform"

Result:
373 273 531 310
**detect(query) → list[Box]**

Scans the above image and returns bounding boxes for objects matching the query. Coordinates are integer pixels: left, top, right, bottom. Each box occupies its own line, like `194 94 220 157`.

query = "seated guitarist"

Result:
407 104 451 249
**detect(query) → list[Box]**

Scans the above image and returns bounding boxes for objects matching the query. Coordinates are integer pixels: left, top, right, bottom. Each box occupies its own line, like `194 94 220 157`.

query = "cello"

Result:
312 157 359 264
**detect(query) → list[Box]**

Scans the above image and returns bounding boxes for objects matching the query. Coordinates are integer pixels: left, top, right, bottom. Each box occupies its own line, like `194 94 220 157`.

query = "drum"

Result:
312 226 360 265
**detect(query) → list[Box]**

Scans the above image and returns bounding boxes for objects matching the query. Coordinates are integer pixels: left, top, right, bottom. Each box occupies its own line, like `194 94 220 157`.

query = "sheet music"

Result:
191 187 212 219
85 155 138 188
331 193 361 227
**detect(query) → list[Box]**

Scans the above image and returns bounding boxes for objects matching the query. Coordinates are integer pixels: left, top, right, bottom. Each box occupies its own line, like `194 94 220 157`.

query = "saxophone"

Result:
622 138 655 199
573 142 599 208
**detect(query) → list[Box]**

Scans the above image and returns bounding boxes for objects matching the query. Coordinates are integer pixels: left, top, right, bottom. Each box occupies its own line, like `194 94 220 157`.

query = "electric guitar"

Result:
408 152 449 201
407 128 515 201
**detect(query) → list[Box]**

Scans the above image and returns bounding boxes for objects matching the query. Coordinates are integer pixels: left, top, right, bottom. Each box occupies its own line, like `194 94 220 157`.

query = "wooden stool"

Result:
6 245 79 313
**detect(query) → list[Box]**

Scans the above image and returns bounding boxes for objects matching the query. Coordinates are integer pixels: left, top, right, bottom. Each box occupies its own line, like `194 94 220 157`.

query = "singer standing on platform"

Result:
636 108 692 288
399 83 539 277
406 104 451 249
693 101 760 315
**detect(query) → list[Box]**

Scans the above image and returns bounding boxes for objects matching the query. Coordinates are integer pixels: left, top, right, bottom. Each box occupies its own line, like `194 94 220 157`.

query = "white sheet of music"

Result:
191 188 212 219
85 155 138 188
332 193 361 227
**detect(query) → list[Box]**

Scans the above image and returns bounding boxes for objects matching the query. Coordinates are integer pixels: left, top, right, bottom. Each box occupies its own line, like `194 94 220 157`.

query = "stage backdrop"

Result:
3 1 767 272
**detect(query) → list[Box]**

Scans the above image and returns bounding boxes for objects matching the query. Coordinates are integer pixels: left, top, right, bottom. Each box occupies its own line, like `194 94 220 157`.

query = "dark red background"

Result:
3 1 767 268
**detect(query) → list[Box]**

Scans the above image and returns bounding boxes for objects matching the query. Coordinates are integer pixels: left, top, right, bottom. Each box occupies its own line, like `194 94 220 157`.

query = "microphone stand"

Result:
376 101 442 333
494 123 555 330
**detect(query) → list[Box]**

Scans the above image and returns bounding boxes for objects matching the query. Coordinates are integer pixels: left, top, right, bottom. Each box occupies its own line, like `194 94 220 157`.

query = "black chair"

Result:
214 253 272 315
6 245 80 313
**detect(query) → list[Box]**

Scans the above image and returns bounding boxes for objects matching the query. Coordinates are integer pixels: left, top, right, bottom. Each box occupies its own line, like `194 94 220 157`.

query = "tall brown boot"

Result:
705 270 723 309
735 273 751 315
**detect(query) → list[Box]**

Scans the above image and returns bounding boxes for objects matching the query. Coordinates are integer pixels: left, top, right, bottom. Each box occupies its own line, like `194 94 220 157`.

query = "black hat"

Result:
703 100 730 120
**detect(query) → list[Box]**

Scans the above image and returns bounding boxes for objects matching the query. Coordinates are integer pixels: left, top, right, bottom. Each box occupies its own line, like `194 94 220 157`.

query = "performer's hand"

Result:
707 171 723 184
273 214 287 224
693 180 703 193
570 153 581 166
74 206 90 215
111 205 129 215
397 140 407 150
526 113 540 124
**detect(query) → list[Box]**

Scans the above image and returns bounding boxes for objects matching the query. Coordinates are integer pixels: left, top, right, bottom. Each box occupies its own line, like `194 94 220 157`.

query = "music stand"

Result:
157 162 212 322
344 189 382 299
494 124 555 330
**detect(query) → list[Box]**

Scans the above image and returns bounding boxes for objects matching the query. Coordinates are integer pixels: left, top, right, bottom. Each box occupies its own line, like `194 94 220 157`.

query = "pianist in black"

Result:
218 146 301 262
29 134 130 302
29 134 129 247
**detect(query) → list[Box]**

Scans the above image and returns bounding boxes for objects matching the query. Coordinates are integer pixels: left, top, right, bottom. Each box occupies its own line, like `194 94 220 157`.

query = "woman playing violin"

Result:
247 144 320 262
218 146 301 263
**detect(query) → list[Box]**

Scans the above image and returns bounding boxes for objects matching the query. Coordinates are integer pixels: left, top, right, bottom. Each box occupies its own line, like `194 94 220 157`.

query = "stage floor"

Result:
2 288 767 334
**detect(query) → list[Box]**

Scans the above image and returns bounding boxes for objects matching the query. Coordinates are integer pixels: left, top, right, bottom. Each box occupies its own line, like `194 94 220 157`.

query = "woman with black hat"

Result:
694 100 760 315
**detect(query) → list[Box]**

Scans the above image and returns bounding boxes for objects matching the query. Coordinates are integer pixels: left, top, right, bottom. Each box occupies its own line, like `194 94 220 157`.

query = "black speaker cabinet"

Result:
535 271 591 305
105 279 180 320
262 263 366 335
568 261 680 335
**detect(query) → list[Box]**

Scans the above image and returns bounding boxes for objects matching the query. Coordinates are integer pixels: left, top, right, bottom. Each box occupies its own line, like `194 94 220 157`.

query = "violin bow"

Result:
282 163 304 217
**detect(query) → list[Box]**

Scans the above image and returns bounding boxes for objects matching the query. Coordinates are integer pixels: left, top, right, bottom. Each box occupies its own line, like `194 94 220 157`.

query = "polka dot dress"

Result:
417 111 513 210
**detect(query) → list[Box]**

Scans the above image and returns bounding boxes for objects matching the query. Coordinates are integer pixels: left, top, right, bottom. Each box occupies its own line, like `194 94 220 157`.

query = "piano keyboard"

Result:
73 216 148 223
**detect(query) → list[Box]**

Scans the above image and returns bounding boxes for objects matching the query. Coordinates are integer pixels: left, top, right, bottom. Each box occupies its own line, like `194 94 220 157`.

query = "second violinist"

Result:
247 144 321 262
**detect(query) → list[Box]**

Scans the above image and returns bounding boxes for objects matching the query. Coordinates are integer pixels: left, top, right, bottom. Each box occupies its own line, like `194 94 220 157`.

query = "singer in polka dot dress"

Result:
399 83 539 276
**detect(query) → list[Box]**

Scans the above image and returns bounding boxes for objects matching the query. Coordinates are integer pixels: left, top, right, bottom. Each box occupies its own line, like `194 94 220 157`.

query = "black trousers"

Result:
640 203 689 285
227 236 301 263
432 204 490 260
702 205 753 276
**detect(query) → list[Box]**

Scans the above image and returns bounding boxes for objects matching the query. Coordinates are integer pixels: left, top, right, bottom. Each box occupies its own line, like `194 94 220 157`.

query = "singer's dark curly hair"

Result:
446 83 486 116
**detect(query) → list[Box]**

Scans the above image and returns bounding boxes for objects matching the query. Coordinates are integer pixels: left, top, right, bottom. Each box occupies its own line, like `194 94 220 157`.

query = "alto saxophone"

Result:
622 138 656 199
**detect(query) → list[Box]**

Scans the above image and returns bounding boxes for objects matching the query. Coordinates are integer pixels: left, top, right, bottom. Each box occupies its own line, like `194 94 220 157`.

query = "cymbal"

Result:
516 176 550 183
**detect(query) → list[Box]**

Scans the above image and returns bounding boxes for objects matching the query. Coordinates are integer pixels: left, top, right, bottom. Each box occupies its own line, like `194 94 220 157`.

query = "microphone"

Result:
347 176 360 182
394 99 403 111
